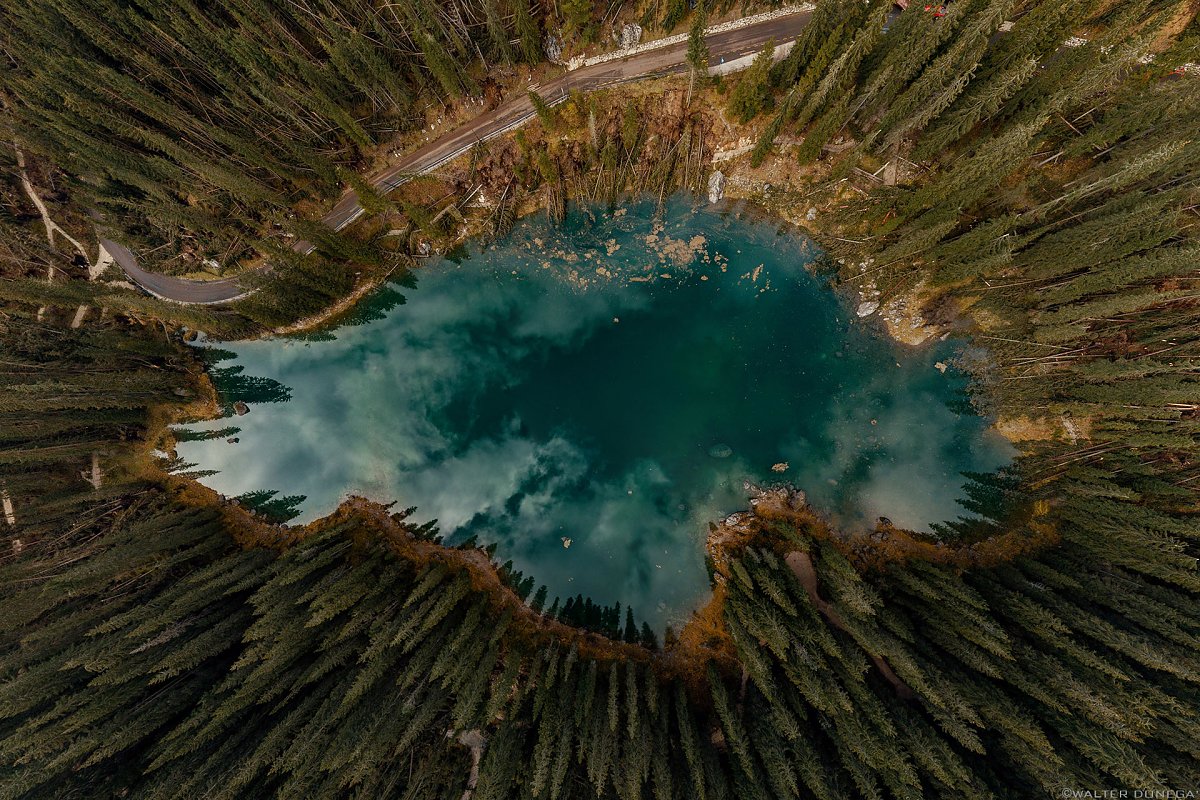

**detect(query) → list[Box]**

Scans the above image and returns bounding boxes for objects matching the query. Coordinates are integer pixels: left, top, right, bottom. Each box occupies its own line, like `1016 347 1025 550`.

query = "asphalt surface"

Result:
108 10 816 303
316 10 815 236
100 238 248 304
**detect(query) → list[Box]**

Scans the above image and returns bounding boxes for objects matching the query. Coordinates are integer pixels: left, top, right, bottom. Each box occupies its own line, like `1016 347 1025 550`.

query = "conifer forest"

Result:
1 0 1199 798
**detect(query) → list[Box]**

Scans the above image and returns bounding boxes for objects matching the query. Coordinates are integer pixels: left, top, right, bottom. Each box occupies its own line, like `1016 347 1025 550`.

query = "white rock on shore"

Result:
856 300 880 318
707 170 726 204
544 32 564 64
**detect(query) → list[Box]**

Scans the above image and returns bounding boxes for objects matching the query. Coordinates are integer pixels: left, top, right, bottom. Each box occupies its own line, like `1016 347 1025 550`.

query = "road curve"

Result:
109 10 816 303
99 239 248 304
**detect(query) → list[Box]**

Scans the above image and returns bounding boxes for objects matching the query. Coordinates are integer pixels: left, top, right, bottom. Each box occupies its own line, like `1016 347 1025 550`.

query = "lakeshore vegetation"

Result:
2 0 1199 798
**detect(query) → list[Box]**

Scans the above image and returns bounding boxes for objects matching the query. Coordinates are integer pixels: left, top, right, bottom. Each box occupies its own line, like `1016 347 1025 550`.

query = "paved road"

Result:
108 10 816 303
99 238 248 304
316 10 815 235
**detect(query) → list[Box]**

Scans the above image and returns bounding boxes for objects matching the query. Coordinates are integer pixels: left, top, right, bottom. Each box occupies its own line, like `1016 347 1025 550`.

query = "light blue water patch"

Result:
177 197 1014 630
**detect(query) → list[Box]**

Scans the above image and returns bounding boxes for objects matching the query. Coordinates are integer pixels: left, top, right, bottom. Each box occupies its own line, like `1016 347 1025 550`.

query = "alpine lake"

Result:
177 197 1014 631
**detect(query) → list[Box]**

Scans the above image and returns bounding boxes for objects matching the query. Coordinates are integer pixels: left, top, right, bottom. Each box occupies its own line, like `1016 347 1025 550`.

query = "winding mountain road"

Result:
106 8 817 304
99 238 247 304
83 8 1200 304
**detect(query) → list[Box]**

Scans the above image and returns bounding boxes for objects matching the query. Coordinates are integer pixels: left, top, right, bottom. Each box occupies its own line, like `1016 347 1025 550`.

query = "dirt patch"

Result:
994 413 1093 445
878 281 935 346
1152 1 1200 50
995 415 1060 442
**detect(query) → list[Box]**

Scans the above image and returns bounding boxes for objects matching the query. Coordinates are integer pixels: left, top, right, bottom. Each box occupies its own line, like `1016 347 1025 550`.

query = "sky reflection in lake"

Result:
177 198 1014 629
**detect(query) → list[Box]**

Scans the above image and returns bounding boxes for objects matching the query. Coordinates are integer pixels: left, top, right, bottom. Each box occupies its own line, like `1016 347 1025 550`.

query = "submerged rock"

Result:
708 443 733 459
707 170 725 204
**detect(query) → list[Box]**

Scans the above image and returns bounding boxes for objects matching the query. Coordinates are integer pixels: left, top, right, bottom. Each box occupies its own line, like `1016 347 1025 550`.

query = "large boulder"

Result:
544 32 564 64
618 23 642 48
707 170 726 204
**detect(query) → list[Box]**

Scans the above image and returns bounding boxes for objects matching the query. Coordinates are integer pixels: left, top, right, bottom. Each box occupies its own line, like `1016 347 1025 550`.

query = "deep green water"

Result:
178 198 1013 629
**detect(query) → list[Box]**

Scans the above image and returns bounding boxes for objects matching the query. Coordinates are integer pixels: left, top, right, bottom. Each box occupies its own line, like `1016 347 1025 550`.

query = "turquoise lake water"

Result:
177 198 1013 630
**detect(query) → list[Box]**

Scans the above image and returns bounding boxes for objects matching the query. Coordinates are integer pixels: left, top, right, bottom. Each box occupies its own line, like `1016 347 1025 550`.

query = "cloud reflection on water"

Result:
177 200 1012 630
